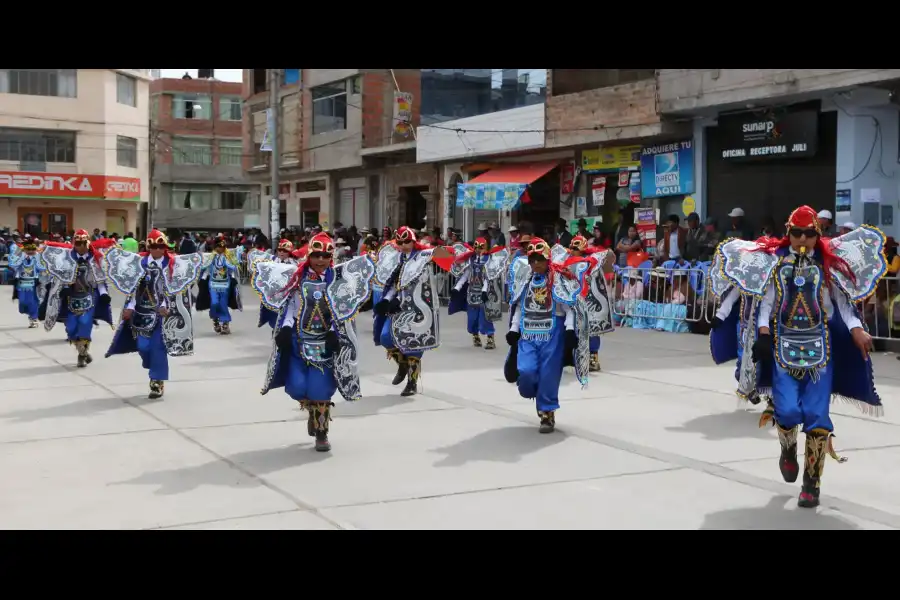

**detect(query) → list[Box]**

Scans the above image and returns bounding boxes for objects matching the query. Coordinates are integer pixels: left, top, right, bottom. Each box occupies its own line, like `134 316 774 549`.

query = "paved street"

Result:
1 288 898 530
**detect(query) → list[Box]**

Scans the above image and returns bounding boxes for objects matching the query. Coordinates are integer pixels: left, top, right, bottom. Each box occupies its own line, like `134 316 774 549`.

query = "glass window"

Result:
311 82 347 134
171 188 214 210
116 136 138 168
219 140 242 166
172 138 212 165
220 190 249 210
116 73 137 106
0 69 77 98
219 96 242 121
0 127 76 163
419 69 546 125
173 93 212 120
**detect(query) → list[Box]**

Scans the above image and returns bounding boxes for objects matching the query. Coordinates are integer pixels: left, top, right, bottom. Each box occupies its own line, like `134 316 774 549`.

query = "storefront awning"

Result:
456 160 560 210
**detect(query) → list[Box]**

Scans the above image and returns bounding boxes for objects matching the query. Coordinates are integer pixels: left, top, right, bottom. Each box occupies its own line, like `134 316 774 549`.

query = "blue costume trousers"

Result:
136 324 169 381
17 287 39 319
66 309 95 341
772 362 834 433
284 340 338 402
734 320 745 381
589 336 601 353
380 317 424 358
260 306 278 329
467 305 495 335
516 316 565 412
209 287 232 323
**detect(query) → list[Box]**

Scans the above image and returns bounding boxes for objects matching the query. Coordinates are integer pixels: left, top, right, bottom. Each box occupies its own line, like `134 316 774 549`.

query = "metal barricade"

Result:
611 266 713 331
862 274 899 346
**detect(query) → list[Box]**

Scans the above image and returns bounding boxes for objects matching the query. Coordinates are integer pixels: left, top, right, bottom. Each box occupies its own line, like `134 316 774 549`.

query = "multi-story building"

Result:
149 73 257 233
0 69 150 237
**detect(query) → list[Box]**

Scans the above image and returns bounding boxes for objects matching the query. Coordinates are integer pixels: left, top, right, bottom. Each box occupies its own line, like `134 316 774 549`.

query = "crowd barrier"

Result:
610 263 713 333
864 274 900 345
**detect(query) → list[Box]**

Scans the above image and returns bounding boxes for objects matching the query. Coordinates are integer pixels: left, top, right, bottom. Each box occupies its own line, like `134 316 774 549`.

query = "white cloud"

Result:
159 69 243 82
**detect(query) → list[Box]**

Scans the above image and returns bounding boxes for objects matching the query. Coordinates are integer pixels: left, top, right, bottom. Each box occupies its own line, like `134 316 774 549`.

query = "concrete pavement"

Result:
1 288 898 529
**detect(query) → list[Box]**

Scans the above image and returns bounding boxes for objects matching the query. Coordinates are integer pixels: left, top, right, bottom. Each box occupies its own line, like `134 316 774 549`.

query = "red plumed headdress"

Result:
284 233 333 293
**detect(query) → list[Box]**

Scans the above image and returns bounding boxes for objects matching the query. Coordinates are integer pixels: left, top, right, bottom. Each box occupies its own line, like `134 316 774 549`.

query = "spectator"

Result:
487 222 505 247
760 216 777 238
616 225 642 268
555 218 572 248
724 208 754 240
590 223 610 248
121 232 139 253
475 222 490 246
92 228 101 240
657 214 686 263
507 225 519 248
697 217 721 262
886 237 899 275
575 218 590 239
839 221 856 236
817 210 835 236
683 213 703 261
178 233 197 254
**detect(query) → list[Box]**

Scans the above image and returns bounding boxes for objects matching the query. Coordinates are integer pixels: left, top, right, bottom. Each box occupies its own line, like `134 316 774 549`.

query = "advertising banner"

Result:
640 140 695 198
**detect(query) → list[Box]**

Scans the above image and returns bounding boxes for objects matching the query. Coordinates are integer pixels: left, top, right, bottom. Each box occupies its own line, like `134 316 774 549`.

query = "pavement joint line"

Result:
144 508 312 530
316 466 688 512
717 442 900 465
0 427 169 446
6 329 350 532
411 380 900 529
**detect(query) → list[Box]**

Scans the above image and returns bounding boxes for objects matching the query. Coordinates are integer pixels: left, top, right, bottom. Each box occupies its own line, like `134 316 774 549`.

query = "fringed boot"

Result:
28 318 38 329
75 339 92 368
758 399 775 428
472 333 482 348
798 428 847 509
388 349 408 385
401 356 420 397
213 319 221 334
149 380 165 399
776 423 799 483
537 410 556 434
484 334 496 350
220 322 231 335
310 402 334 452
589 353 601 372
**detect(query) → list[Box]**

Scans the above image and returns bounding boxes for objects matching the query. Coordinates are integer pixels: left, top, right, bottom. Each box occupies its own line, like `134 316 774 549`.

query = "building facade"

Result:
0 69 149 237
150 74 257 233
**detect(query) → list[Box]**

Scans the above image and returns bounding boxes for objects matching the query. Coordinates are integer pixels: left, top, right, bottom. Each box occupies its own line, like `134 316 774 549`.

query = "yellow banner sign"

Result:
582 145 642 171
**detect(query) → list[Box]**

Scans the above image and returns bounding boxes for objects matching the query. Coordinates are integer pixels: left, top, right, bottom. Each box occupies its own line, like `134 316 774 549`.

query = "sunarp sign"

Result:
0 171 141 200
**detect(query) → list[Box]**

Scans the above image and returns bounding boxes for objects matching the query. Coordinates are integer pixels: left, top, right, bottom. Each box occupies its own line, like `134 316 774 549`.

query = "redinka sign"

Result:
0 171 141 200
718 109 818 161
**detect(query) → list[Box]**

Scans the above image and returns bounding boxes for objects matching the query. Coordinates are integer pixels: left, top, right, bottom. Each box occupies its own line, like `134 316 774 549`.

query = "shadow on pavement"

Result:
0 396 128 423
14 337 70 348
431 425 567 468
666 409 774 442
699 495 861 530
114 445 331 495
0 364 69 379
335 395 417 417
187 355 269 369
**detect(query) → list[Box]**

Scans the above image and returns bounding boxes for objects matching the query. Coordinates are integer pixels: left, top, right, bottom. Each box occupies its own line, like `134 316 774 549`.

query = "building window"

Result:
219 140 242 166
172 138 212 165
173 93 212 120
0 127 76 163
116 136 138 168
312 82 347 134
351 75 361 95
419 69 547 125
171 188 214 210
252 142 268 167
116 73 137 106
550 69 655 96
220 190 249 210
0 69 77 98
219 96 242 121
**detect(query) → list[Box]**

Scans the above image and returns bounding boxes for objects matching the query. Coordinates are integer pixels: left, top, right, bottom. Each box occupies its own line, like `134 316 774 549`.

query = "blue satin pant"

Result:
516 316 565 412
209 286 231 323
17 287 39 319
284 344 338 402
66 310 95 341
467 305 494 335
137 324 169 381
773 362 834 432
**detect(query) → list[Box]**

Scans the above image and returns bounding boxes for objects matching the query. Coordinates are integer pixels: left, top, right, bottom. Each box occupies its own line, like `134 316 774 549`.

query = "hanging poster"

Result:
629 171 642 204
560 161 576 194
835 189 851 213
591 176 606 206
575 196 587 217
634 207 658 249
618 170 630 187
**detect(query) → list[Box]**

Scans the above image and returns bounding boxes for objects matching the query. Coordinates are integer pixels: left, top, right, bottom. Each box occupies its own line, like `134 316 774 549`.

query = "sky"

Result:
159 69 243 82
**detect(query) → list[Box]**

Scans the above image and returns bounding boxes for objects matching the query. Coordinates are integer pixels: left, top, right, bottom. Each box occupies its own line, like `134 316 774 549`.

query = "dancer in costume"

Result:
552 235 614 372
372 225 452 397
40 230 115 367
253 239 298 329
448 237 509 350
9 236 47 328
104 230 202 398
710 206 886 508
255 232 375 452
196 235 241 334
504 237 592 433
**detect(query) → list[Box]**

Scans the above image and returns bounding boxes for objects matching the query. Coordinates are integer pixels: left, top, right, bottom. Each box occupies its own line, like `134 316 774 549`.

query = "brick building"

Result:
242 69 439 237
150 72 257 233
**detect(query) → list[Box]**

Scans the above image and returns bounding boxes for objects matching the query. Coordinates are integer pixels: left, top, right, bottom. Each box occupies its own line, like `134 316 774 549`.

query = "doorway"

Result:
106 209 128 237
401 185 428 229
17 207 74 237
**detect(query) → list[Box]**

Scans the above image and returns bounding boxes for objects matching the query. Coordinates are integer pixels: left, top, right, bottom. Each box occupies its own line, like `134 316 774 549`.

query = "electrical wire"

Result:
830 95 882 184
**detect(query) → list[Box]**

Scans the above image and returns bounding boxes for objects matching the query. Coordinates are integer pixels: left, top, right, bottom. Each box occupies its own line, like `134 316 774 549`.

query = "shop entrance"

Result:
401 185 428 229
17 207 73 237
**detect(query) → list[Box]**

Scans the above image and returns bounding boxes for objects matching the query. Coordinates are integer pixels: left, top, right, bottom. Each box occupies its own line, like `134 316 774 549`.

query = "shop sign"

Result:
718 109 818 161
640 139 695 198
582 145 642 171
0 171 142 200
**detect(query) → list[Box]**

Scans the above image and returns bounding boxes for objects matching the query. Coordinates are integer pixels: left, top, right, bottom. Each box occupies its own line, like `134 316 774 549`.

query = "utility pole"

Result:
268 68 280 249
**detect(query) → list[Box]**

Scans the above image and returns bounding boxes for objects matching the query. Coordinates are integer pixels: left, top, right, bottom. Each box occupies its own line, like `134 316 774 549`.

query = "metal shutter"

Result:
338 187 368 227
